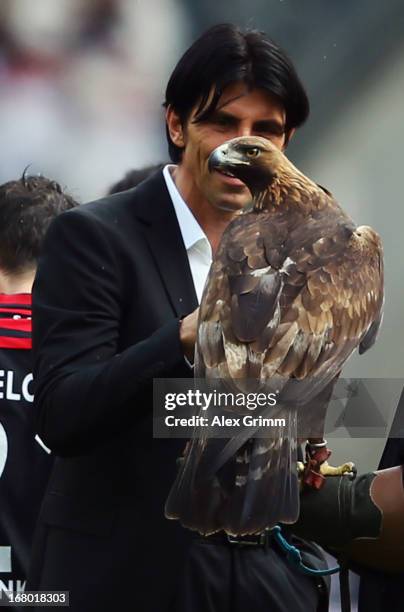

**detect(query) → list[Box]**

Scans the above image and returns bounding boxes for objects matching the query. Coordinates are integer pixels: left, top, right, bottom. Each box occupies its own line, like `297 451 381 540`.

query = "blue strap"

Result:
271 525 340 576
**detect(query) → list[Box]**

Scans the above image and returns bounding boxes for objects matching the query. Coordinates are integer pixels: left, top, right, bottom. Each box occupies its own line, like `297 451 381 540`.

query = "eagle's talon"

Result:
319 460 356 477
301 443 355 488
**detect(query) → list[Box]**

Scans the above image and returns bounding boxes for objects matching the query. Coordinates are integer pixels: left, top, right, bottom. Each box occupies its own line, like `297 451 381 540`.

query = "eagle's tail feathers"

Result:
165 407 299 536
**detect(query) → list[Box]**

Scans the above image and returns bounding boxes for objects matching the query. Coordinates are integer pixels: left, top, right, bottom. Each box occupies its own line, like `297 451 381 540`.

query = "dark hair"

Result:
0 174 77 274
164 23 309 162
107 163 165 195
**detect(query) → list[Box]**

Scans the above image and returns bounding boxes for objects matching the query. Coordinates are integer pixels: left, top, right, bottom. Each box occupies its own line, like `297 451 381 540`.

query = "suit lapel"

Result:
133 172 198 317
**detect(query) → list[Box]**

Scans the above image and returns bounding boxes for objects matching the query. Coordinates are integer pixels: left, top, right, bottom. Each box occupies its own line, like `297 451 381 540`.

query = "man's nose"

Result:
237 124 254 137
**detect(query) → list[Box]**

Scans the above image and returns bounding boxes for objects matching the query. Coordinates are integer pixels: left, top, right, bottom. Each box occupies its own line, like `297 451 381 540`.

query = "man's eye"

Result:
259 128 284 138
213 116 231 127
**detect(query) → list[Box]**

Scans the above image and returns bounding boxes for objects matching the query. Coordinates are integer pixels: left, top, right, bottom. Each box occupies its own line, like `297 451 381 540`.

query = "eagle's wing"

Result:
263 222 384 393
166 211 384 535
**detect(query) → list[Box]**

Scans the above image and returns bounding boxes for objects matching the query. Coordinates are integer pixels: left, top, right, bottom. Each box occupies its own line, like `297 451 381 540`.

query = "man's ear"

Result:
283 127 296 151
166 105 185 147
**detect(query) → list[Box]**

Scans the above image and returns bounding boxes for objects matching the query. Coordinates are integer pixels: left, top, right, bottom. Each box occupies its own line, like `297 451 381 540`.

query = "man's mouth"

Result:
216 167 236 178
214 167 245 186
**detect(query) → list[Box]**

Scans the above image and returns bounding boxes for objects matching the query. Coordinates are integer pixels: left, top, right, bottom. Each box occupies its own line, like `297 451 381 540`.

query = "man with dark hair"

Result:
29 24 327 611
164 23 308 164
0 175 76 596
0 176 77 278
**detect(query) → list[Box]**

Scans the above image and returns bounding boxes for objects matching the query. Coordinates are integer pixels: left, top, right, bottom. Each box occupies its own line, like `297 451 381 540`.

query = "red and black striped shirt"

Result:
0 293 32 350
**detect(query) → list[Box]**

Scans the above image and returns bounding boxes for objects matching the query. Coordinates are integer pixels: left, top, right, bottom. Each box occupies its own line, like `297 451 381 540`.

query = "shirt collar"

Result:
163 164 209 251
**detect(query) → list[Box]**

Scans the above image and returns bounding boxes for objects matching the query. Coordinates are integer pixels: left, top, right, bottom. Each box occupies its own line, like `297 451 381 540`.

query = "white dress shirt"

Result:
163 165 212 303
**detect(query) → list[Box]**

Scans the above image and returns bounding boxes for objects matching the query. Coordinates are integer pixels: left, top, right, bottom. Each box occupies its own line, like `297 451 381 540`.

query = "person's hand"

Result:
179 308 199 362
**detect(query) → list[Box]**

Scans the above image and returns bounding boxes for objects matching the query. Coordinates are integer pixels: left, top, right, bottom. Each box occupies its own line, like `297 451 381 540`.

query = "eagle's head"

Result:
208 136 287 207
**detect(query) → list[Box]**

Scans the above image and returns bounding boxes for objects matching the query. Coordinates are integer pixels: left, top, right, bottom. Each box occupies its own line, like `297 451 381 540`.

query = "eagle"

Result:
165 136 384 536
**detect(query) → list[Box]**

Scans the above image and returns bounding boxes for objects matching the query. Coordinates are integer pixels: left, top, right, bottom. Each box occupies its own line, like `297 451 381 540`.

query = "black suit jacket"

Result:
30 171 199 610
29 170 327 612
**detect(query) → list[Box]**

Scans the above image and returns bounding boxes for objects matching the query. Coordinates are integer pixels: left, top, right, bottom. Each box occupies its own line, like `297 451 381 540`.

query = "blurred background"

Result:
1 1 403 608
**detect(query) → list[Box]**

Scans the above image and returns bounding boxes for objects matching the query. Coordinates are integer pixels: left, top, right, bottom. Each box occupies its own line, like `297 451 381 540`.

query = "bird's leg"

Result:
311 437 356 478
299 439 330 489
299 438 356 490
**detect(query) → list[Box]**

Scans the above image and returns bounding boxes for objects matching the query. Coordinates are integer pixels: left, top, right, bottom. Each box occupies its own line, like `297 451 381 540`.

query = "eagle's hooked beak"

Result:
208 141 272 208
208 143 251 175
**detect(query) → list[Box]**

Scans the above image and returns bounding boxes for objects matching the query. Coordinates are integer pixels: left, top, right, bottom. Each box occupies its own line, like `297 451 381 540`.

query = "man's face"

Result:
167 81 292 213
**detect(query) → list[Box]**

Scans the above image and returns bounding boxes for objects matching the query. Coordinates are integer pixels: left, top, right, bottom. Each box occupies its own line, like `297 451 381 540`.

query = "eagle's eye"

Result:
245 147 260 158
